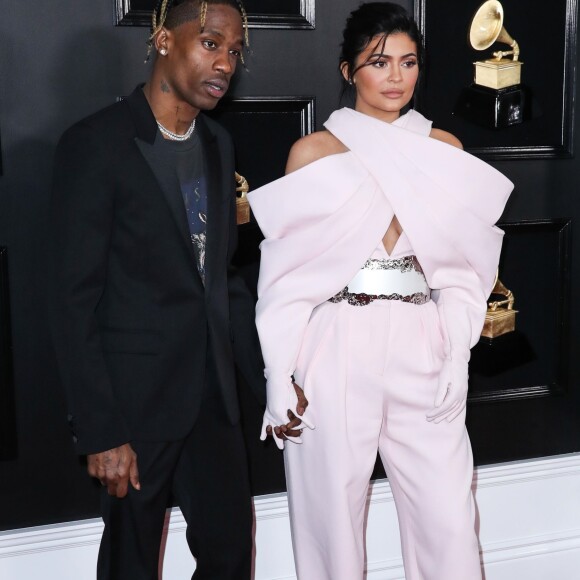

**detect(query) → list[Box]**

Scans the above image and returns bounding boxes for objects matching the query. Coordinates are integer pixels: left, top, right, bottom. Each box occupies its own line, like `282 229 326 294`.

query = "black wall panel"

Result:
1 0 579 533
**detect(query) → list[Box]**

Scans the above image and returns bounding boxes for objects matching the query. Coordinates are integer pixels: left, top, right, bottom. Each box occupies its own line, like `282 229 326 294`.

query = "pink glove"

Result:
426 354 469 423
427 292 482 424
260 372 315 450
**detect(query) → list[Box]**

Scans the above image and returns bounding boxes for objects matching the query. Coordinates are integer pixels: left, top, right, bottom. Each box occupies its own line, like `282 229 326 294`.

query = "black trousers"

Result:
96 391 253 580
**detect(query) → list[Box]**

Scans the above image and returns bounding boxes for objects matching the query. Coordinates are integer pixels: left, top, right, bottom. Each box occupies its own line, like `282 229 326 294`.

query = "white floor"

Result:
1 454 579 580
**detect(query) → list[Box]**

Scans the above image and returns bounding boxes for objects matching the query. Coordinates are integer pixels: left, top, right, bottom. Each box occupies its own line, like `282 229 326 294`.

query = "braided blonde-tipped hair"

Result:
145 0 249 62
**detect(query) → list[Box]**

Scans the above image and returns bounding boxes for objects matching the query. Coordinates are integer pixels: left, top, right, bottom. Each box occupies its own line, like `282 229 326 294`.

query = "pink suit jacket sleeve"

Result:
248 155 393 392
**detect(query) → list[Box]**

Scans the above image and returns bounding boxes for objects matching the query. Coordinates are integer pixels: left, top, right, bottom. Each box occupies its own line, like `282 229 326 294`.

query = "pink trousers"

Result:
286 298 482 580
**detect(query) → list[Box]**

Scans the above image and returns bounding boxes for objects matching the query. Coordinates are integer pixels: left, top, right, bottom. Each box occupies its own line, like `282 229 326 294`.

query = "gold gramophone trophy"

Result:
235 171 251 225
471 272 533 376
481 273 518 339
455 0 530 128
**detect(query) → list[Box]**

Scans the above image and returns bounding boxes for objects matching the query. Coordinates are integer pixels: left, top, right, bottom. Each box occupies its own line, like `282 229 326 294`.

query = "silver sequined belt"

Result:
329 255 431 306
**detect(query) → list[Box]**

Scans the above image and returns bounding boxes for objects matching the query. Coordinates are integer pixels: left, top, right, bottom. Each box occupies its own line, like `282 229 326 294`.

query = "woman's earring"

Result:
160 48 168 56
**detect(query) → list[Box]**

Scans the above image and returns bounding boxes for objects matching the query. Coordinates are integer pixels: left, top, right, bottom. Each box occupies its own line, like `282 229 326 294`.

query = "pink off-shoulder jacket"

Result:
248 108 513 409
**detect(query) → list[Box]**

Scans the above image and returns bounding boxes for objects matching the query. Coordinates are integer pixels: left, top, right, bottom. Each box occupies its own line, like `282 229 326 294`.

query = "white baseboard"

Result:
2 454 579 579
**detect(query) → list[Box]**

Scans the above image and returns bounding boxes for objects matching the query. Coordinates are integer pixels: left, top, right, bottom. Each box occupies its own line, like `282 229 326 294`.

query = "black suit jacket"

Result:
49 86 265 455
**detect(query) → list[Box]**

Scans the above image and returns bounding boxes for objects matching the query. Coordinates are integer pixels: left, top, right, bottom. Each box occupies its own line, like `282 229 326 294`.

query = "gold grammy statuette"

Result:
470 0 522 90
481 273 517 339
455 0 530 128
235 171 251 225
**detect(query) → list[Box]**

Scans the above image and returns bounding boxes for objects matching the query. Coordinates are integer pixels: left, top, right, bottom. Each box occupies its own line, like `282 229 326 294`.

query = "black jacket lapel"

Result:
197 116 229 294
125 86 198 271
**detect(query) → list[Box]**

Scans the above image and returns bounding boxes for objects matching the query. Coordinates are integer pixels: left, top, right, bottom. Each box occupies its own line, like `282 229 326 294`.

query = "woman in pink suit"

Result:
248 3 513 579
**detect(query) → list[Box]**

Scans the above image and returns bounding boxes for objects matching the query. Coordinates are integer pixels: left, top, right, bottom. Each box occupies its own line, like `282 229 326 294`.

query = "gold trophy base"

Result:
474 59 522 90
236 197 250 225
481 308 517 339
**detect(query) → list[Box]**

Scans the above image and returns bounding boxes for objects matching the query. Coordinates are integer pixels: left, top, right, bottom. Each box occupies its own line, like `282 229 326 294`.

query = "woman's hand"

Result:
426 356 469 423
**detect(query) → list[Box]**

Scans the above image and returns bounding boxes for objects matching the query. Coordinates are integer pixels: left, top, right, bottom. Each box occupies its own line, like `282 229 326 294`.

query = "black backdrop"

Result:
1 0 579 532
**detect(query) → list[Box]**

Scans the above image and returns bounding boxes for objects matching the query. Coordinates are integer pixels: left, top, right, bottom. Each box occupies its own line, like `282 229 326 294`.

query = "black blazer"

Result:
50 86 265 455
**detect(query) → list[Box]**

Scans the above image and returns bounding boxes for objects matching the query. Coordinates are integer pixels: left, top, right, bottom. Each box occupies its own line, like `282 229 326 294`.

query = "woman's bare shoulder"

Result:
285 130 349 174
429 127 463 150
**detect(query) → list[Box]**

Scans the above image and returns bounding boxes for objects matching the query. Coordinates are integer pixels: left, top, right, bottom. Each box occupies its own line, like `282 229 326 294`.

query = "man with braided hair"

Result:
49 1 266 578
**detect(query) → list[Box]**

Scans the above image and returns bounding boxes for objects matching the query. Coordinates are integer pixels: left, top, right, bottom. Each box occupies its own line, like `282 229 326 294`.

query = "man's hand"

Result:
87 443 140 498
266 382 309 442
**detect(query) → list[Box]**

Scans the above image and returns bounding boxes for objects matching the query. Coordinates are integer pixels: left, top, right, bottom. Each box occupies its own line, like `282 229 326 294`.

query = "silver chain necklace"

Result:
157 118 196 141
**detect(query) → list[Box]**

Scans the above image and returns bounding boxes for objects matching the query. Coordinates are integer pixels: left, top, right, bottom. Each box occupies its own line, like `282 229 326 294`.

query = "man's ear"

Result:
154 28 171 55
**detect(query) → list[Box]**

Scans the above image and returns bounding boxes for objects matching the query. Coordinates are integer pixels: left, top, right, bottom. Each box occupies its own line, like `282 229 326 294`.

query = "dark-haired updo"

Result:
339 2 424 104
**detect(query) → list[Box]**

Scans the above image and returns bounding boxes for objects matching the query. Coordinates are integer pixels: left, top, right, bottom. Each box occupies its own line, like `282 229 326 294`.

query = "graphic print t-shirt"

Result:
162 130 208 284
